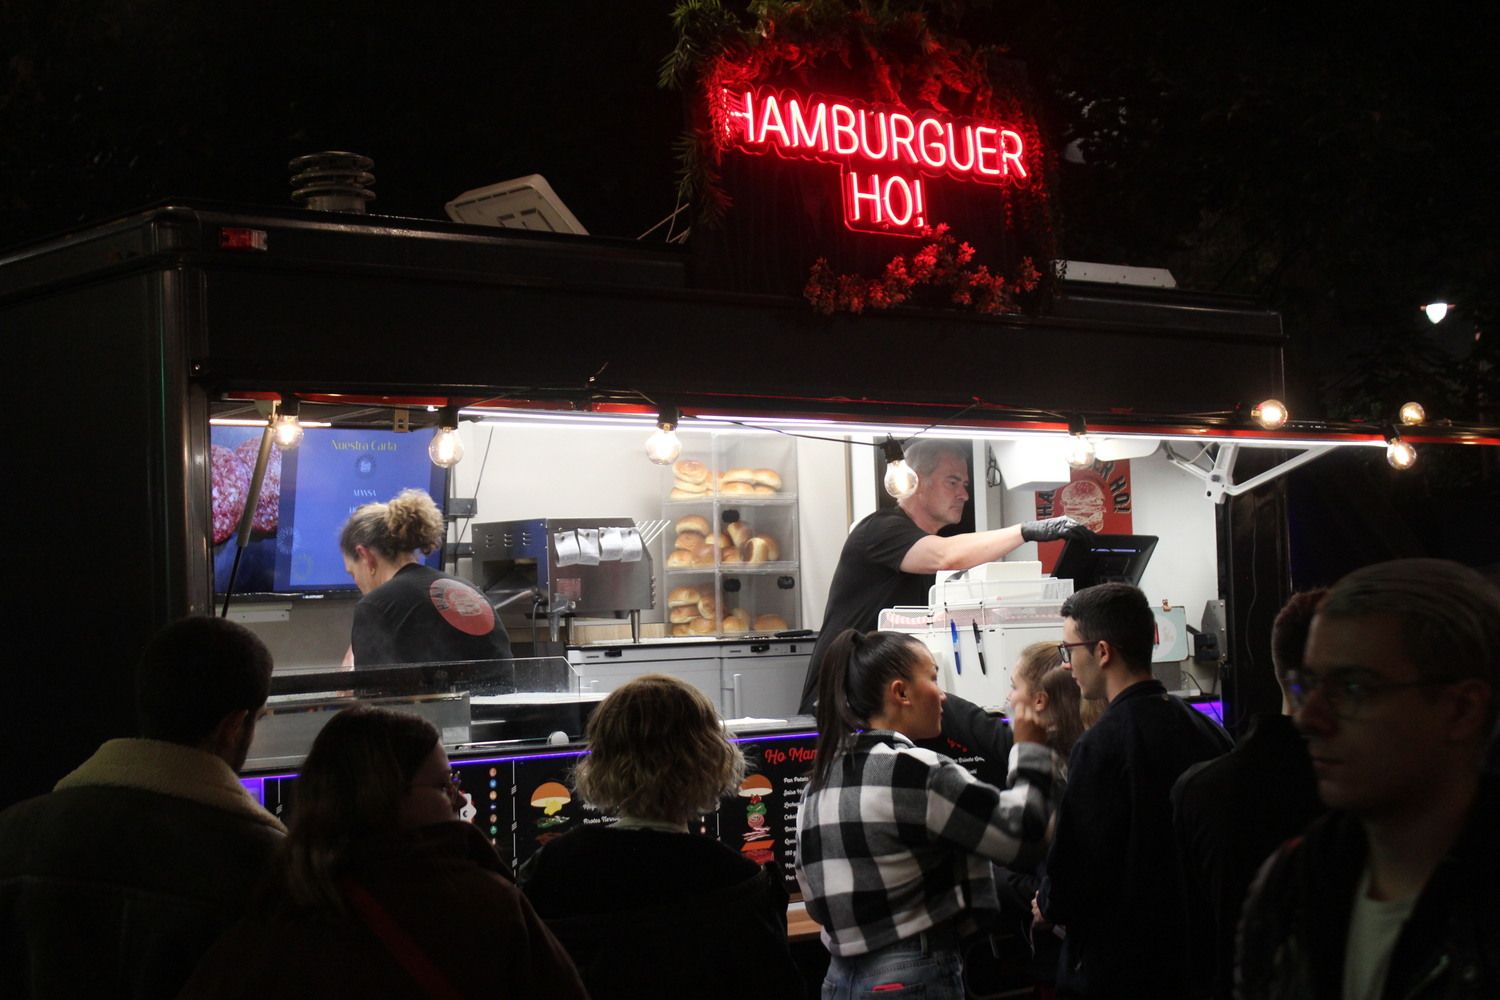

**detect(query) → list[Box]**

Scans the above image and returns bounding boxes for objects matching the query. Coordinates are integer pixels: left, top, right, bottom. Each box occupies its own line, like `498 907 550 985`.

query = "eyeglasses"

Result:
1056 640 1097 664
1283 668 1449 718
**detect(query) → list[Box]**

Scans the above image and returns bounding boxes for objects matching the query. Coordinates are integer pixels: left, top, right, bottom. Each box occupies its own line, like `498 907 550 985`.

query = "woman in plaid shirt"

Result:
795 629 1065 999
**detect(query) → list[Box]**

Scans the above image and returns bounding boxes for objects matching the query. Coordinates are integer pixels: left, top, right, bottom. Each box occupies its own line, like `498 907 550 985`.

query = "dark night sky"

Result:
3 1 1496 416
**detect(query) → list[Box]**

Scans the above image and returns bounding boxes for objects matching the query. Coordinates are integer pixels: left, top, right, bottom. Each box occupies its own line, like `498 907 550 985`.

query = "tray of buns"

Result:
664 512 789 571
667 459 795 502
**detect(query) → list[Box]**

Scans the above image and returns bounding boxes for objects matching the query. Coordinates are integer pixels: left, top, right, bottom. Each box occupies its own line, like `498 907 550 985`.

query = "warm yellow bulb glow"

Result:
1423 302 1450 324
428 427 465 468
644 426 683 465
1398 401 1426 425
1066 435 1096 469
884 459 919 499
1386 439 1418 470
1251 399 1289 430
272 414 303 449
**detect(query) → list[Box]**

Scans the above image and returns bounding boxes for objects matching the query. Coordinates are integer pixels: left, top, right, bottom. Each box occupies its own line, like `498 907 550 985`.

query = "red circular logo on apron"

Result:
428 578 496 636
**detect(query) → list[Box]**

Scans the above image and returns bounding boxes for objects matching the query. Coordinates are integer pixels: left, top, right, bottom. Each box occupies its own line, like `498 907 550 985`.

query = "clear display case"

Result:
660 431 802 637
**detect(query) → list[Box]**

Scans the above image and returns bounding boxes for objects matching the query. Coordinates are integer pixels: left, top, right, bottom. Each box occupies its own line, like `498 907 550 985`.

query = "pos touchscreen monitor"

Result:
1051 534 1159 590
211 425 448 596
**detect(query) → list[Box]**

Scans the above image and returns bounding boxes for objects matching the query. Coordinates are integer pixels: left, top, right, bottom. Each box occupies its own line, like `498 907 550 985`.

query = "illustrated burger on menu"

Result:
738 774 775 865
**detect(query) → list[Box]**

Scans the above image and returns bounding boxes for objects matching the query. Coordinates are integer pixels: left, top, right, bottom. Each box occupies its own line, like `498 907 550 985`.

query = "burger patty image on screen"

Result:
738 774 775 864
1057 478 1107 533
532 781 572 830
209 444 251 545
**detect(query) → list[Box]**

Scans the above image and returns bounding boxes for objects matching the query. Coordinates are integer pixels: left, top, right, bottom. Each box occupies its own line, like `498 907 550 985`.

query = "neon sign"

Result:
717 86 1035 237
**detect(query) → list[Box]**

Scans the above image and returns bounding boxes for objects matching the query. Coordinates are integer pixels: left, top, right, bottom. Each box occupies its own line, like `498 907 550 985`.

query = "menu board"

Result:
245 726 1016 898
244 726 1016 898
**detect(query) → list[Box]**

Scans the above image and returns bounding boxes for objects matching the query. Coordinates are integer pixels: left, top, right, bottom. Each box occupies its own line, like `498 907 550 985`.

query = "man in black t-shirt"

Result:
797 440 1090 713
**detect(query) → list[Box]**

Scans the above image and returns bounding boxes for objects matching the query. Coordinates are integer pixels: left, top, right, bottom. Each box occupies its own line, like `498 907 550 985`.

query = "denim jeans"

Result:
822 926 966 999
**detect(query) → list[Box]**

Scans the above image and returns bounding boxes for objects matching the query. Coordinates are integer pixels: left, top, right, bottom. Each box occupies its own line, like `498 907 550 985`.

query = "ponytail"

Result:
810 629 925 790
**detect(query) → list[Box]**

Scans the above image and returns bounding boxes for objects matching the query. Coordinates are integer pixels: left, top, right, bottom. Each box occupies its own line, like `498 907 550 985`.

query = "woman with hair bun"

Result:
339 488 511 667
796 629 1066 999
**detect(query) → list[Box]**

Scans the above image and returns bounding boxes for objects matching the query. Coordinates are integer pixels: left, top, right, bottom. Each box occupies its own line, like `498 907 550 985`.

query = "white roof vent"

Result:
445 175 587 235
1053 260 1176 288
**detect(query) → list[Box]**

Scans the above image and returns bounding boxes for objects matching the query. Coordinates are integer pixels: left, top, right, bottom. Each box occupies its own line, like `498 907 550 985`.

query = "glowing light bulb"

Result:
1066 435 1096 470
272 414 303 449
884 459 919 500
1423 302 1450 324
1386 439 1418 470
1251 399 1289 430
645 426 683 465
429 427 465 468
1398 401 1426 425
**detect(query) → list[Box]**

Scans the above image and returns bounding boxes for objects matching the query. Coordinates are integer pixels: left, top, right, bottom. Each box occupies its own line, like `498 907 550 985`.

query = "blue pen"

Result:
950 618 962 675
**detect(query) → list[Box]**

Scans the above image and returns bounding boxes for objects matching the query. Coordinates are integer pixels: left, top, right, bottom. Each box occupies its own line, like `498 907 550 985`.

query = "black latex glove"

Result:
1020 516 1095 543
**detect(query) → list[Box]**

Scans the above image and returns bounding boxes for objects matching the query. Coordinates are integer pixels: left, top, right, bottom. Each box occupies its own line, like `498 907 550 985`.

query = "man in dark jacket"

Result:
0 617 286 1000
1238 559 1500 999
1038 583 1232 999
1172 589 1326 1000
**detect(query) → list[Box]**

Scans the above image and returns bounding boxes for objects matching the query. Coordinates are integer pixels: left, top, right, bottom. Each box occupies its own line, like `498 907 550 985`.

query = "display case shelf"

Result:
659 432 802 637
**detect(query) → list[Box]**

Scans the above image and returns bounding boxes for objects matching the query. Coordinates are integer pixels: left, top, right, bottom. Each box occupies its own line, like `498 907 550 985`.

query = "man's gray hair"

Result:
1320 558 1500 722
903 439 969 479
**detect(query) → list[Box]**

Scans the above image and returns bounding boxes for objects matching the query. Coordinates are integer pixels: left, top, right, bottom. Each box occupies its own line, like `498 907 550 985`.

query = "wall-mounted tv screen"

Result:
211 426 448 596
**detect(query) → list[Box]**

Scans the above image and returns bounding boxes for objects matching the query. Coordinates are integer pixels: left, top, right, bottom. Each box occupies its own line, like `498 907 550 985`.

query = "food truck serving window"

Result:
211 425 449 595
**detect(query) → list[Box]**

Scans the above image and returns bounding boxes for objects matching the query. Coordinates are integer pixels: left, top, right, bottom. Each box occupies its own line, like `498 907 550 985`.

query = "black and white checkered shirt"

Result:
794 730 1064 957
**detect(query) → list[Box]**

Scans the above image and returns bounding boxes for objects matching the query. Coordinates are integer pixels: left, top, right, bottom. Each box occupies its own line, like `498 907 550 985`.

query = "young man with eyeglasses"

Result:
1170 589 1326 1000
798 439 1093 714
1036 582 1231 999
1238 558 1500 1000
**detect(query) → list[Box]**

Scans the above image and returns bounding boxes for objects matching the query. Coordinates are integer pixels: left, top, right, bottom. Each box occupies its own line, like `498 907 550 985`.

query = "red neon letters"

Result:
721 87 1033 236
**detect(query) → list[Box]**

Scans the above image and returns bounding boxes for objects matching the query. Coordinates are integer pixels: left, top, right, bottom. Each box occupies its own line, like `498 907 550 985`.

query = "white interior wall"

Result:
449 422 855 631
999 446 1220 616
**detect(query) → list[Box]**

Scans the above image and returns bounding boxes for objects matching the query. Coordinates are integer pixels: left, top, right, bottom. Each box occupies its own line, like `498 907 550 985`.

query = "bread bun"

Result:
667 548 695 568
673 459 710 485
720 467 757 485
725 522 753 547
675 515 710 535
669 604 699 623
752 484 777 495
697 594 718 619
746 536 780 563
690 543 715 568
752 469 783 490
720 481 756 495
720 546 742 564
670 487 707 500
688 616 716 635
754 614 789 632
671 478 710 495
675 530 706 550
671 622 693 637
723 608 750 633
668 586 701 607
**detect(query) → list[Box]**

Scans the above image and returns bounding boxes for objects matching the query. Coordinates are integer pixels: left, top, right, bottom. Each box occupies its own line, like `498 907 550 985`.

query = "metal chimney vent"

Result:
289 151 375 213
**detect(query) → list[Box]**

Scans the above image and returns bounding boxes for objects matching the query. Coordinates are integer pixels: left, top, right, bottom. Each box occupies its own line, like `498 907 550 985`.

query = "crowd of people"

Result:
1 556 1496 999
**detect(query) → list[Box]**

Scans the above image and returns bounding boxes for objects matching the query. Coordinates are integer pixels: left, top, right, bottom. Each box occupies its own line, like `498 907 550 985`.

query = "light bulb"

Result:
884 459 919 499
1423 302 1450 324
428 427 465 468
1066 435 1096 469
1386 439 1418 470
645 426 682 465
272 414 303 449
1398 401 1426 425
1251 399 1289 430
